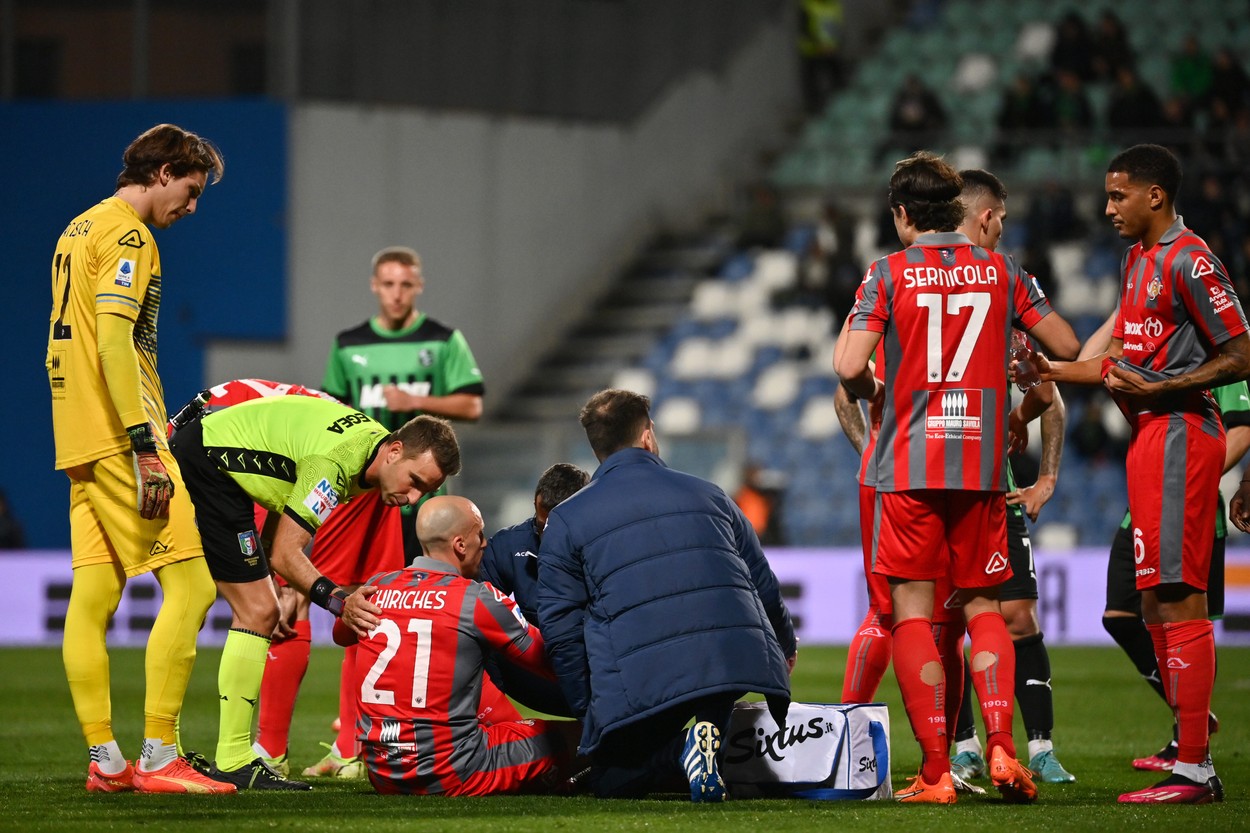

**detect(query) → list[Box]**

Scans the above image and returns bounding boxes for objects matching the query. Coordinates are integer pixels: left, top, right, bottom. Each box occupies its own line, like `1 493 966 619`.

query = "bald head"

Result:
416 495 486 578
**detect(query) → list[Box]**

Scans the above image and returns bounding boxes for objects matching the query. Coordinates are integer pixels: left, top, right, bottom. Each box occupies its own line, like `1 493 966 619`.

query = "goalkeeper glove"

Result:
129 424 173 520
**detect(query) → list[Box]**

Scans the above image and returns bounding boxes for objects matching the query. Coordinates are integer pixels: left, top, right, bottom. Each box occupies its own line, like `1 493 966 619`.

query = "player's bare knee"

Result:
1002 602 1039 639
230 597 280 635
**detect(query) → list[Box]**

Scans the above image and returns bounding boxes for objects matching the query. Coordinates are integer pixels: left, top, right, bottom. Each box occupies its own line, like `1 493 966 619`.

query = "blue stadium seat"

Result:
718 252 755 282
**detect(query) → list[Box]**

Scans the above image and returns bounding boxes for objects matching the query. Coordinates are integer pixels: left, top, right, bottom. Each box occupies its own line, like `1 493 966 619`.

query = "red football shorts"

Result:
875 489 1010 591
310 489 405 586
1126 417 1224 591
366 719 574 796
861 485 959 622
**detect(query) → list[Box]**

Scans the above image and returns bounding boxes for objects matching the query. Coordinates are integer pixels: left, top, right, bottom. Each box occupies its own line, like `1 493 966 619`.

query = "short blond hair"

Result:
372 246 422 274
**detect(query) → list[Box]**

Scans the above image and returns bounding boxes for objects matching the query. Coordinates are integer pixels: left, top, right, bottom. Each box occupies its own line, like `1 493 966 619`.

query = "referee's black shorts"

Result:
169 416 272 583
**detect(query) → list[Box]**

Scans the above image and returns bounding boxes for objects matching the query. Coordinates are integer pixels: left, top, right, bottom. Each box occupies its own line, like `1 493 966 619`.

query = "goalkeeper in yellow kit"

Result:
45 123 233 794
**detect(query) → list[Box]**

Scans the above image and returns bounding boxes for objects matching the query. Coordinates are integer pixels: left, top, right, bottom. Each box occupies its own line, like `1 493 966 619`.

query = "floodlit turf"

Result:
2 645 1248 832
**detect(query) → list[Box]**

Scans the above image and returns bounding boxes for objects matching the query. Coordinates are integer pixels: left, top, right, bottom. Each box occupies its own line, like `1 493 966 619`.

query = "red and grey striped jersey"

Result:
354 557 555 794
856 341 886 488
1112 217 1248 434
849 232 1052 492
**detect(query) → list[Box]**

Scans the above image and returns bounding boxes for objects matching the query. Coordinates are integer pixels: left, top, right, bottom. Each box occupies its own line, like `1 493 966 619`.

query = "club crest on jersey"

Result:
418 348 435 368
1146 275 1162 300
303 478 340 523
940 248 955 265
114 259 135 288
238 530 259 557
924 389 982 440
1192 255 1215 280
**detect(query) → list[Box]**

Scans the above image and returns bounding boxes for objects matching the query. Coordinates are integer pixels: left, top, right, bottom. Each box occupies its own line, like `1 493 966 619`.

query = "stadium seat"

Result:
610 367 657 399
797 396 841 440
752 362 803 411
653 396 701 436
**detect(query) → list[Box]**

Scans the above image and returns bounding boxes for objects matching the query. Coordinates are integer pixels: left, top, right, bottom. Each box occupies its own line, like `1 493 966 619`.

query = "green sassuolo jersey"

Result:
322 314 484 432
200 396 389 533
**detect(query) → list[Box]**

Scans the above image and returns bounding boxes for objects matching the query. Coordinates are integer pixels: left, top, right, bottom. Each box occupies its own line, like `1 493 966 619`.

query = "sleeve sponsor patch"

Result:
302 478 341 523
114 259 136 288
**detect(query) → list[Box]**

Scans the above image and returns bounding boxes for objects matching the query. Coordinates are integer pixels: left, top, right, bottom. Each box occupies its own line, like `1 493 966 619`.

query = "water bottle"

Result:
1011 330 1041 392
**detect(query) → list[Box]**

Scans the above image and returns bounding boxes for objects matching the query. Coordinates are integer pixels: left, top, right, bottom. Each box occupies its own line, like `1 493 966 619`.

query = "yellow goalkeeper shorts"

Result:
67 447 203 577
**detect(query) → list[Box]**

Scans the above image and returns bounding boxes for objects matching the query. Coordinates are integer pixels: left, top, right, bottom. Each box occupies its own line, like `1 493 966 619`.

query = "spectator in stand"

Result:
1090 11 1135 82
1170 35 1213 106
1218 102 1250 167
805 199 863 319
736 182 788 250
1158 95 1197 160
1049 11 1095 82
1183 173 1243 249
995 72 1052 164
1108 67 1164 145
1027 180 1085 245
797 0 845 115
733 462 787 547
1208 48 1250 117
884 74 948 157
1069 402 1127 463
1044 69 1095 143
0 488 25 549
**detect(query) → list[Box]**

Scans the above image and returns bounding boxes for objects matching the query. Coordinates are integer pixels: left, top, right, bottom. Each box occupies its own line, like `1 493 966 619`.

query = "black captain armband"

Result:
127 424 158 454
310 576 350 617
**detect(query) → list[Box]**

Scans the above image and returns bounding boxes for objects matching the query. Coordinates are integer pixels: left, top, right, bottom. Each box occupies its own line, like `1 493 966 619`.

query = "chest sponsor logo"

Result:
1210 284 1234 314
115 259 135 288
303 478 340 523
1192 255 1215 280
924 389 982 440
1123 318 1164 338
358 381 432 410
118 229 145 248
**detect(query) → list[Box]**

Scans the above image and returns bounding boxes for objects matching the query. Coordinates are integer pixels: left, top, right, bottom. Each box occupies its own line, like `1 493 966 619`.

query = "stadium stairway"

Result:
491 225 736 424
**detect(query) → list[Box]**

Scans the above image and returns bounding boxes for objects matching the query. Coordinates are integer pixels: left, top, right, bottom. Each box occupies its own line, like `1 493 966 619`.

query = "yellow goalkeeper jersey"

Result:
47 196 167 469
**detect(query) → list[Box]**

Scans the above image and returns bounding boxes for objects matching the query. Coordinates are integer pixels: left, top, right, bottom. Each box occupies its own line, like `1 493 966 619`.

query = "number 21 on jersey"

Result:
362 617 433 708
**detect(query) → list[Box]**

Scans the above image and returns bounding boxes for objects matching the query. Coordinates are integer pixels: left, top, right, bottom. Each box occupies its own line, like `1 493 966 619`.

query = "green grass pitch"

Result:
2 645 1248 832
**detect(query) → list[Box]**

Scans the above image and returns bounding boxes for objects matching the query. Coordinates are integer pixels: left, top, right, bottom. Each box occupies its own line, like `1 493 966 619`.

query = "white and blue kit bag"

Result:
721 702 891 800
